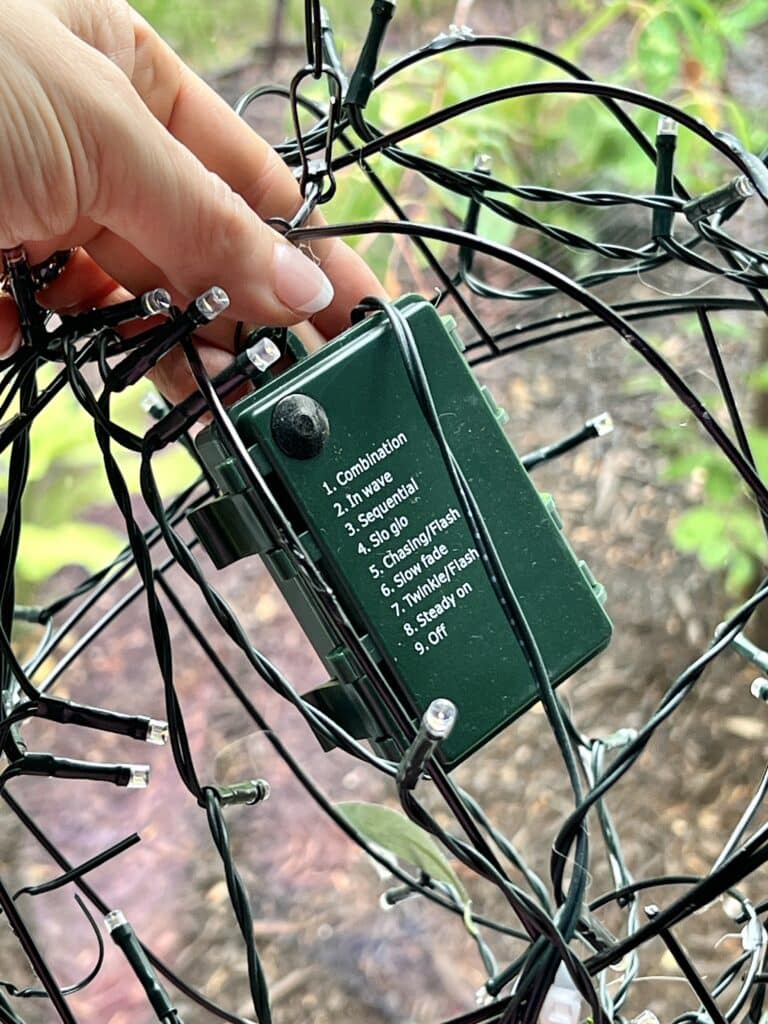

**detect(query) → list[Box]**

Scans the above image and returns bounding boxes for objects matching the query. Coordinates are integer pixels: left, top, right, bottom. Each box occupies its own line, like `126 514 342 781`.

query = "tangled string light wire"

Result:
2 2 768 1022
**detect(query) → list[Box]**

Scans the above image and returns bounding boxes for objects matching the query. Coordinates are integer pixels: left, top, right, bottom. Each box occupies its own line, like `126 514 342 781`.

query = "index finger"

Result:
128 9 385 338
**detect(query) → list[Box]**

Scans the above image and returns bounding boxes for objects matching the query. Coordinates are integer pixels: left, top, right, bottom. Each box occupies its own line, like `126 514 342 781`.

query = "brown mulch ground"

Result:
3 5 768 1023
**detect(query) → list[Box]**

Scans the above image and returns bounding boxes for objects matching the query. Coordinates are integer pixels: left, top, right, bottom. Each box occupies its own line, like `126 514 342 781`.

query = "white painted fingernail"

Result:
272 243 334 316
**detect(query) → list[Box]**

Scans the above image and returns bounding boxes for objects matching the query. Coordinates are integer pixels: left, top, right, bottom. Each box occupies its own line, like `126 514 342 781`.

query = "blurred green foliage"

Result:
133 0 448 70
0 378 198 591
10 0 768 590
133 0 259 68
628 313 768 596
321 0 767 287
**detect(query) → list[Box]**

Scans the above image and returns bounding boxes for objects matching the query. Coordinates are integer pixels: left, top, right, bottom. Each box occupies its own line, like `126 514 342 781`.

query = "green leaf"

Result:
721 0 768 38
697 537 731 570
337 801 469 904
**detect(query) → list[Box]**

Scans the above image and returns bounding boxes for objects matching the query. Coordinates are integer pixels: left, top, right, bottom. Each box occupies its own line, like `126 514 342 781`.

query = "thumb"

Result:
83 62 334 325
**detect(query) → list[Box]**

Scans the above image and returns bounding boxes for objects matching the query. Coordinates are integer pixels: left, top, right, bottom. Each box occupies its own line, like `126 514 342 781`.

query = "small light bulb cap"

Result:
475 986 494 1008
423 698 458 741
741 918 766 951
379 884 416 911
216 779 271 807
104 909 128 933
632 1013 660 1024
684 175 756 222
194 286 230 322
246 337 282 372
145 719 169 746
602 726 638 750
587 412 614 437
127 765 151 789
539 964 582 1024
141 391 169 420
397 699 458 789
141 289 172 317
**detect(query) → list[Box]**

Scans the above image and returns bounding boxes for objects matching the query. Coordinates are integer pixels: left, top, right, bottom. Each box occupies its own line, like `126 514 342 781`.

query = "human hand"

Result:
0 0 383 400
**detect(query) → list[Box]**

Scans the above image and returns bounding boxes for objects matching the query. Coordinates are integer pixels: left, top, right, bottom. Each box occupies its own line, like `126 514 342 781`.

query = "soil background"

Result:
2 4 768 1023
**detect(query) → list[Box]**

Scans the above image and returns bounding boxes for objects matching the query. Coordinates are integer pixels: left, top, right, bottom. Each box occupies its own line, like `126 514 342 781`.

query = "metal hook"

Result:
288 64 342 208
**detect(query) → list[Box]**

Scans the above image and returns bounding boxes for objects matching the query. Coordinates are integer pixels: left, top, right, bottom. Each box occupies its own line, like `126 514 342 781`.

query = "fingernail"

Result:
2 330 22 357
272 244 334 316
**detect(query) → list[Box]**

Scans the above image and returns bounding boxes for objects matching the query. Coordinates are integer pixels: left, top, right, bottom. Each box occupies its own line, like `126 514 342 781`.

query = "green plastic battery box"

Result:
189 294 611 769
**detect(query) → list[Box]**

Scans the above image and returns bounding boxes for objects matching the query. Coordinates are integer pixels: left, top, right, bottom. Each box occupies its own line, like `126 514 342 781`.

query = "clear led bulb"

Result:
104 909 127 933
632 1012 660 1024
423 698 458 740
127 765 151 788
735 174 756 199
195 286 230 321
246 337 282 372
141 289 172 317
145 719 169 745
539 965 582 1024
588 412 614 437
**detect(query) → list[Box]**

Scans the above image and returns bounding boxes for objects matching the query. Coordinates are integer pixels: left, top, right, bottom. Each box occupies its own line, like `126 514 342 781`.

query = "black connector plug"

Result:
106 287 230 393
105 911 183 1023
144 333 281 450
522 412 613 471
36 696 168 745
14 754 150 788
55 289 172 338
345 1 396 110
652 117 678 241
683 175 755 224
396 699 457 790
215 779 271 807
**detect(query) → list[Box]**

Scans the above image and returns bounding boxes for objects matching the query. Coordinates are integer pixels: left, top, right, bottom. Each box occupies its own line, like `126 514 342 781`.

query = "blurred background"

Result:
3 1 768 1022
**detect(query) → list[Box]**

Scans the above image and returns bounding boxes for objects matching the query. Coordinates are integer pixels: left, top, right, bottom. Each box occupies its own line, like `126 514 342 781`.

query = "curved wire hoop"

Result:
1 4 768 1024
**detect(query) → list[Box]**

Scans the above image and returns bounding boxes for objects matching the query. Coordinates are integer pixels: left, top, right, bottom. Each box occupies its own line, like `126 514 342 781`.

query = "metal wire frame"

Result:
1 4 768 1023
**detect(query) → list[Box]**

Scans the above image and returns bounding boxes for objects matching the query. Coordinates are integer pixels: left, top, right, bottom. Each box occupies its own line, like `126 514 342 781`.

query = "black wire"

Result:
23 482 209 687
336 79 768 197
1 792 258 1024
552 580 768 910
354 297 596 1023
465 296 761 363
152 565 535 941
0 876 77 1023
0 990 24 1024
241 79 498 352
172 338 545 933
12 834 140 899
0 896 104 1000
2 15 768 1023
289 219 768 515
698 307 756 464
203 789 271 1024
59 342 202 799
